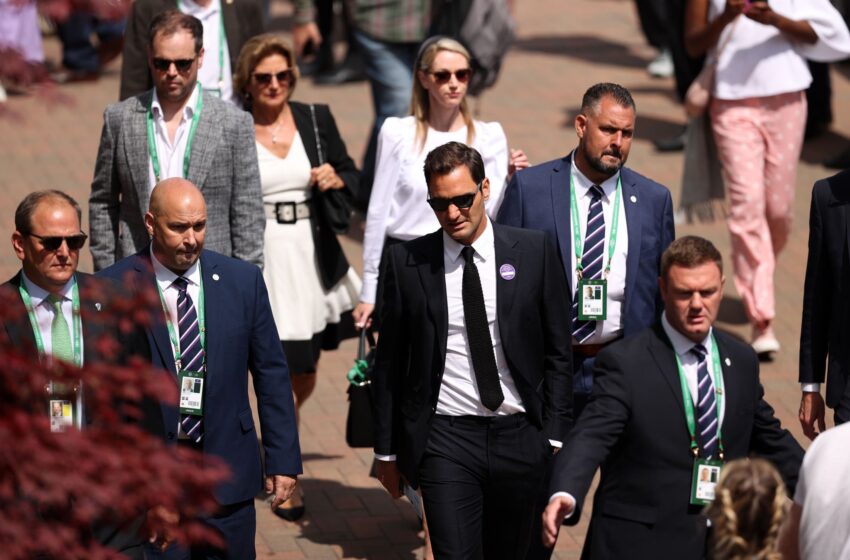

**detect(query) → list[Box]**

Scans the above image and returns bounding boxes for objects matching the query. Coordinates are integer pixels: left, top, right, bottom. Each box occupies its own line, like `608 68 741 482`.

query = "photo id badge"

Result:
577 278 607 321
49 399 74 433
179 370 205 416
690 458 723 505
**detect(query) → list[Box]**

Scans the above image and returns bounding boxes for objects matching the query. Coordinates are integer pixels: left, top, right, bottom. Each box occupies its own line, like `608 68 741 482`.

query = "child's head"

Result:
705 458 788 560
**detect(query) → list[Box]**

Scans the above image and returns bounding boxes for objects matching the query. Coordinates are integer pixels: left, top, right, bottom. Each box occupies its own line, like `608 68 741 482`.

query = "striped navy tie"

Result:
572 184 605 343
691 344 718 459
174 277 204 442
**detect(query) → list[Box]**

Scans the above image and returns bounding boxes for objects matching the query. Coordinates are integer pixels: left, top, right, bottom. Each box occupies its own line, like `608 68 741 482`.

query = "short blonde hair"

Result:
233 33 299 108
411 37 475 152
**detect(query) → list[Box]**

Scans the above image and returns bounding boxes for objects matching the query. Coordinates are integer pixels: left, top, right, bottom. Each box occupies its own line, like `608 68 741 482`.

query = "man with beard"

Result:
497 82 674 419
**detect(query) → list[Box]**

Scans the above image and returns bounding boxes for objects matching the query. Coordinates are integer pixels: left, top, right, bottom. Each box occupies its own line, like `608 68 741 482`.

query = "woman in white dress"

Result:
235 33 360 520
353 36 529 328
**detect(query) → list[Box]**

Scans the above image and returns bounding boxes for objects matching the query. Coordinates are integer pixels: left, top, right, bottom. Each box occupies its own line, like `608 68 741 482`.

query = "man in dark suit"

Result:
497 82 674 417
90 11 264 271
542 236 803 559
98 178 301 559
799 169 850 438
119 0 263 102
2 190 162 558
373 142 573 559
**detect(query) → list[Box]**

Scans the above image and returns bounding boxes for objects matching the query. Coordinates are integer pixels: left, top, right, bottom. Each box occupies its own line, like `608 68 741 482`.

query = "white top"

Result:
179 0 234 103
360 116 509 304
257 133 313 203
709 0 850 100
148 84 201 190
794 422 850 560
569 156 628 344
20 271 78 361
439 218 524 418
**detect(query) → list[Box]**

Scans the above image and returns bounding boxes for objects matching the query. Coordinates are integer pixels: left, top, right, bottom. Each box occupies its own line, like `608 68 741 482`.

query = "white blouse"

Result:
360 116 509 304
709 0 850 100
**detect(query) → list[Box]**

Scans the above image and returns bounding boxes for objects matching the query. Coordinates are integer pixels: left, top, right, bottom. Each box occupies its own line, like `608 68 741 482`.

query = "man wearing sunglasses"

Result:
2 190 163 558
90 10 264 273
372 142 572 558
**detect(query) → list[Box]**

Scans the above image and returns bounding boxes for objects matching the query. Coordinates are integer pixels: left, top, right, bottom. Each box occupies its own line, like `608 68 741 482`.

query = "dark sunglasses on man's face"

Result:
152 57 195 72
253 70 294 85
427 182 482 212
429 68 472 84
28 233 88 251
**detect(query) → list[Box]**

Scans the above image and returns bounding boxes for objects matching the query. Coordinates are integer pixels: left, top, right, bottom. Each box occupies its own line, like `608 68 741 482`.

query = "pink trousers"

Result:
710 91 806 325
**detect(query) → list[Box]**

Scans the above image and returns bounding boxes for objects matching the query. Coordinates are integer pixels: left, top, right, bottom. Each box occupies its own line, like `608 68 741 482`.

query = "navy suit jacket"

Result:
98 249 302 505
496 155 675 337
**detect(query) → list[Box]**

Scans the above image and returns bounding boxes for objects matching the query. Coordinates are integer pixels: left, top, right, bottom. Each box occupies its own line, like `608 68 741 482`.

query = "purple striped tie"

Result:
174 277 204 442
691 344 718 459
572 185 605 342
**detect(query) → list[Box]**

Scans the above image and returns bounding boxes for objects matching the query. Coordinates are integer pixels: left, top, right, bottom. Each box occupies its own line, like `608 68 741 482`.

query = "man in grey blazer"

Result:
89 10 264 271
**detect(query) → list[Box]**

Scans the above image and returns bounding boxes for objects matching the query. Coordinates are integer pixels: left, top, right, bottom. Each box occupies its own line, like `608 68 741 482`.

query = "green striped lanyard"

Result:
146 82 204 183
177 0 227 94
569 173 622 279
156 267 207 372
18 276 82 367
674 334 725 459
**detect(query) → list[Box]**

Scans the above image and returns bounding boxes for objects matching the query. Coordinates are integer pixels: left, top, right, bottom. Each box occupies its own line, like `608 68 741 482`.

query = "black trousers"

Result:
418 414 551 560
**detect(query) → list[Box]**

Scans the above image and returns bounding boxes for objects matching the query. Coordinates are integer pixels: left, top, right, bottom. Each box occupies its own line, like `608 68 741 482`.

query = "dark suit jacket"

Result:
550 324 804 560
0 271 163 556
98 249 302 505
496 155 675 337
372 224 573 486
290 101 360 290
800 170 850 409
119 0 264 101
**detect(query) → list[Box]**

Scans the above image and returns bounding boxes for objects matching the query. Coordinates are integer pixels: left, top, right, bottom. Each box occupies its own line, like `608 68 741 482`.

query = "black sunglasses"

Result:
253 70 294 85
427 182 482 212
152 57 196 72
28 232 88 251
428 68 472 84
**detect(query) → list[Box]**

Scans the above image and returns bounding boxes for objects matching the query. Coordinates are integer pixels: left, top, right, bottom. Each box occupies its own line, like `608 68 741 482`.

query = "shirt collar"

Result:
179 0 220 17
151 82 200 121
150 248 202 291
661 312 713 358
20 270 76 307
570 150 620 201
443 216 495 264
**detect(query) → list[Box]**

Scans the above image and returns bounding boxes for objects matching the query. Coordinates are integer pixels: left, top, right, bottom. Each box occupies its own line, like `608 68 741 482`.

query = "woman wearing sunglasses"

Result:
354 36 529 329
234 33 361 521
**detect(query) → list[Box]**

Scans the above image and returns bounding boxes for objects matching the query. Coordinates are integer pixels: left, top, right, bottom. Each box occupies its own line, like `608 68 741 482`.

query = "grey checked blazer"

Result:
89 88 264 271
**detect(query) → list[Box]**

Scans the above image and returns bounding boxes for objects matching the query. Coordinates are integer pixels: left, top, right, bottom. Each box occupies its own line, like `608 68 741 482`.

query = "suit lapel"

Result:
415 233 448 368
550 157 573 292
125 92 153 216
493 224 520 348
714 334 742 437
647 324 687 419
199 252 223 386
76 274 106 363
3 272 37 350
134 252 177 375
187 90 217 189
291 103 320 167
621 168 642 322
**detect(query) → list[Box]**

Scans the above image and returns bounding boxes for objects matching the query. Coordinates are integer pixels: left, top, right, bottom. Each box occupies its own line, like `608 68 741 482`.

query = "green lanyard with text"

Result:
674 334 725 459
569 174 622 279
177 0 227 93
18 277 83 367
157 269 206 372
146 82 204 183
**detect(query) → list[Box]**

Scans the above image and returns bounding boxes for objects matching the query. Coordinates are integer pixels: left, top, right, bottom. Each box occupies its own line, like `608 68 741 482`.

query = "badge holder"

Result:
690 457 724 505
577 278 607 321
179 369 205 417
47 381 82 433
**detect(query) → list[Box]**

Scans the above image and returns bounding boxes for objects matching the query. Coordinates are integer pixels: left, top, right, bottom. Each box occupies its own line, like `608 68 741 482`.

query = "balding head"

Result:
145 178 207 273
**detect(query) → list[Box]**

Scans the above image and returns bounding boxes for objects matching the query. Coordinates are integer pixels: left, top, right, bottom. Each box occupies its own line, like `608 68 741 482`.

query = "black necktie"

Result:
461 246 504 411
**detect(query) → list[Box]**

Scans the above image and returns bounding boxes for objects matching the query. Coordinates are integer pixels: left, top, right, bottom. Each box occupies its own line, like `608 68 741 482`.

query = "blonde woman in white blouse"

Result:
353 36 529 328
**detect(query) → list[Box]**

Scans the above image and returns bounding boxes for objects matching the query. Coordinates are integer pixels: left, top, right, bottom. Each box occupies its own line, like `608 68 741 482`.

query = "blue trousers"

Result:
55 12 124 72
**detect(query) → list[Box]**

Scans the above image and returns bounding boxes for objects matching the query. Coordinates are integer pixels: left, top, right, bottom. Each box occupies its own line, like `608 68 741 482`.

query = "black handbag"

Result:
310 104 353 234
345 329 376 448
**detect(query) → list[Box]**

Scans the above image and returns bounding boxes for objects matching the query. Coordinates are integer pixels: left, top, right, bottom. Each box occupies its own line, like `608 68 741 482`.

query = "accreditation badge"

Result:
49 399 75 433
577 278 607 321
178 370 205 416
690 458 723 505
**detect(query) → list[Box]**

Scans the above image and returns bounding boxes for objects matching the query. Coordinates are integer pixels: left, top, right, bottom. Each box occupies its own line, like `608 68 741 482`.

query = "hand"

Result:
146 506 179 552
376 460 402 498
266 474 298 510
292 22 322 57
508 148 530 178
311 164 343 192
745 3 777 25
353 302 375 330
799 391 826 440
722 0 746 21
542 496 576 548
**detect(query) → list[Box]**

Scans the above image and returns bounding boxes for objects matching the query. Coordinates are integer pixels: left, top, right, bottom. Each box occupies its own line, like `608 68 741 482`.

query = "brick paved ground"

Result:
2 0 849 557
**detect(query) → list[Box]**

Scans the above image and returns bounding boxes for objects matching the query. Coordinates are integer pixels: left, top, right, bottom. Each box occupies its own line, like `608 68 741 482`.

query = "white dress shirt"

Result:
147 84 201 190
569 154 628 344
179 0 234 103
20 271 80 362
